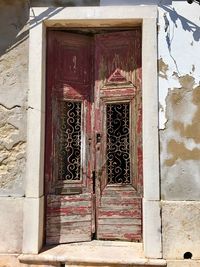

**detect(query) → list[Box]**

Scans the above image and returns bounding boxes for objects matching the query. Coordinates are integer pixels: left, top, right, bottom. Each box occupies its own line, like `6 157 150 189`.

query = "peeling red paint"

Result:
45 29 142 244
95 30 142 241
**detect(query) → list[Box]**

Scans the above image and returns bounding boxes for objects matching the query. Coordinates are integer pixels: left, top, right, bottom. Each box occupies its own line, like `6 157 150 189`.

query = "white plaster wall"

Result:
157 0 200 260
159 1 200 202
158 1 200 129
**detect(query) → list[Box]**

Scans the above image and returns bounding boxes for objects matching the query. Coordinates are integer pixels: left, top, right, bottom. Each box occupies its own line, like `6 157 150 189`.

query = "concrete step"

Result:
19 241 166 267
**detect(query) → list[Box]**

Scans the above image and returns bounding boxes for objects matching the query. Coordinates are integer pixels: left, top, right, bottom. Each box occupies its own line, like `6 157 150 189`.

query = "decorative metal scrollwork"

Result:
58 101 82 181
106 103 131 184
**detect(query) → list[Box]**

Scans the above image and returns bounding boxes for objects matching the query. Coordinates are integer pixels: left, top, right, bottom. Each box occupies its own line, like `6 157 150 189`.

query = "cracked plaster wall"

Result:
0 0 28 254
158 1 200 260
158 2 200 201
0 0 28 196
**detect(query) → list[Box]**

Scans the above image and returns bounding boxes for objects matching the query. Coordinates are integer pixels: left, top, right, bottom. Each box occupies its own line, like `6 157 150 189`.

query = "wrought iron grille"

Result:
106 103 131 184
58 101 82 181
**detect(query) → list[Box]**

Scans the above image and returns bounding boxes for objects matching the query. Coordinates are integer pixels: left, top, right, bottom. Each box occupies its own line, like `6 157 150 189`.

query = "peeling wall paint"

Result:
160 80 200 200
159 57 169 80
158 2 200 129
158 0 200 205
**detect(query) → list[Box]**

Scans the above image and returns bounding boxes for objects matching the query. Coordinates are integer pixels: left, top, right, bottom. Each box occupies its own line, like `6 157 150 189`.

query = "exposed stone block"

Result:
0 254 59 267
162 201 200 259
167 260 200 267
0 197 23 253
0 255 21 267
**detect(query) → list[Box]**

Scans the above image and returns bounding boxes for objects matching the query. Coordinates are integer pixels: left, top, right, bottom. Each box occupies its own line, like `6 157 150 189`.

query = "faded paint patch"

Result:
173 86 200 144
158 57 169 80
161 74 200 200
165 139 200 166
166 87 196 127
161 159 200 200
179 74 195 90
164 81 200 166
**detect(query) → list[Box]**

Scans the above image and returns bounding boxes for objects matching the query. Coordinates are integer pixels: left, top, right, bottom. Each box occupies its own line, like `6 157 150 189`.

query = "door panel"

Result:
46 194 92 243
95 30 142 241
45 31 94 244
45 29 142 244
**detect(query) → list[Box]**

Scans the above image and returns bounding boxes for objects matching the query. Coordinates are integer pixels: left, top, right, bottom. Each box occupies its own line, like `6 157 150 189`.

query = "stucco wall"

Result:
0 0 28 253
159 2 200 201
1 0 200 263
158 1 200 260
0 0 28 196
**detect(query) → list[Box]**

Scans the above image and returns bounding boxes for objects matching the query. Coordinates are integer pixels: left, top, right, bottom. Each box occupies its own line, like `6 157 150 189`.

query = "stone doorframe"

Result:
23 5 161 258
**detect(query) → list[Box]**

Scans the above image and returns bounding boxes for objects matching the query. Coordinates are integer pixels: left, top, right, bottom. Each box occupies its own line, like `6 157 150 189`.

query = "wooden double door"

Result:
45 29 142 245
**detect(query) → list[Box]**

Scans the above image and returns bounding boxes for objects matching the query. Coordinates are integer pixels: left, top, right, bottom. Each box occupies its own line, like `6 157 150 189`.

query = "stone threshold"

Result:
19 241 166 266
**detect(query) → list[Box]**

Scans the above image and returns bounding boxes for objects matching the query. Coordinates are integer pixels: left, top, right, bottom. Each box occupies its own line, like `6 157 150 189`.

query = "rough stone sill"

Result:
18 241 166 266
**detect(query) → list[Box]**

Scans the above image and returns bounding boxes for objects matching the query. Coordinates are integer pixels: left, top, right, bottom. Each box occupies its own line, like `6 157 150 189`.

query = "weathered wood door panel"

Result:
45 29 142 244
45 31 94 244
95 30 142 241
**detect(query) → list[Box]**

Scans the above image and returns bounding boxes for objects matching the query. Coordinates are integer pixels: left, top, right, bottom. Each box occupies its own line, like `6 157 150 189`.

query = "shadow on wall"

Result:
29 7 65 28
2 0 200 58
160 4 200 51
31 0 100 7
158 3 200 74
0 2 65 57
0 0 29 58
0 0 100 58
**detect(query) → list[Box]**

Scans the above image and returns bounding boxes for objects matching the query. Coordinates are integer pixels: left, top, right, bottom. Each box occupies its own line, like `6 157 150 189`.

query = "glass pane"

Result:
106 103 131 184
58 101 82 181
